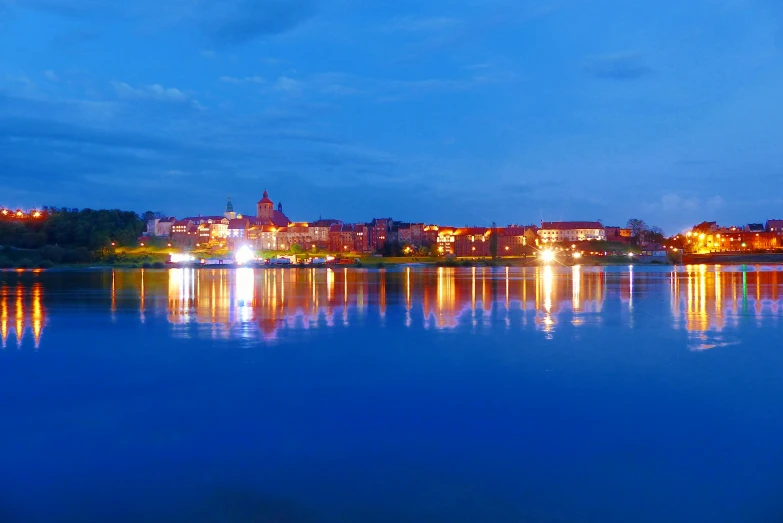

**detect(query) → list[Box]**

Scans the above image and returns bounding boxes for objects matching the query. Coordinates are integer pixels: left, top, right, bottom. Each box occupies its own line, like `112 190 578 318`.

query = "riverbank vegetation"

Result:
0 208 149 268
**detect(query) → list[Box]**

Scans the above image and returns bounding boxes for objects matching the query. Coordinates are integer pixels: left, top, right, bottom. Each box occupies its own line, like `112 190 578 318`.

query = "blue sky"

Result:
2 0 783 233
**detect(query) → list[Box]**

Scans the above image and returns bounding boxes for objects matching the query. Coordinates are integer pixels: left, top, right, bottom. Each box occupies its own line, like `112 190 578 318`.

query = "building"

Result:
498 226 539 255
209 218 230 241
227 218 250 251
248 225 279 251
394 222 425 246
367 218 392 252
276 222 316 251
766 219 783 232
423 225 439 247
437 225 539 257
171 220 198 248
685 225 781 253
452 228 492 257
256 190 291 227
692 221 719 233
746 223 765 233
538 221 605 243
329 224 369 253
436 227 458 255
604 226 632 244
310 219 340 249
224 196 237 220
145 217 176 238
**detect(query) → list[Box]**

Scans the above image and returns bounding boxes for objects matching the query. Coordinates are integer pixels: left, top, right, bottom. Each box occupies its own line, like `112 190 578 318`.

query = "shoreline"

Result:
4 254 783 272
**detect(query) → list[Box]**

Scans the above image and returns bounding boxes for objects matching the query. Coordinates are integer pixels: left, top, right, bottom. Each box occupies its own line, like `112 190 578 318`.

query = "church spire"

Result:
224 194 236 220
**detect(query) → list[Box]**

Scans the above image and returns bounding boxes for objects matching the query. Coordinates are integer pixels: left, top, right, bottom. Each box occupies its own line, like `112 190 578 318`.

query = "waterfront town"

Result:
2 190 782 261
136 190 783 259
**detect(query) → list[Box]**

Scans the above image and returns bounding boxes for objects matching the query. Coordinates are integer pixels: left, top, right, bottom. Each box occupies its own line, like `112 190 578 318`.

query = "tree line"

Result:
0 208 146 264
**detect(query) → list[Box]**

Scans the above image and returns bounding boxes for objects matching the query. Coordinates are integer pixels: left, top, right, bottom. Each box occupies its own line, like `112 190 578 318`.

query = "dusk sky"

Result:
2 0 783 233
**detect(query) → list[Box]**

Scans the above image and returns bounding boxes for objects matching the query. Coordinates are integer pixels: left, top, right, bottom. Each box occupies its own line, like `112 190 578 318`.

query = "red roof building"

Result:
254 190 291 228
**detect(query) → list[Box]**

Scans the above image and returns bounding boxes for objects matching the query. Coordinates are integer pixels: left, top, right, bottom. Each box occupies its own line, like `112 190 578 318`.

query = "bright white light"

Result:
573 251 582 259
170 253 195 263
541 249 555 263
236 245 255 265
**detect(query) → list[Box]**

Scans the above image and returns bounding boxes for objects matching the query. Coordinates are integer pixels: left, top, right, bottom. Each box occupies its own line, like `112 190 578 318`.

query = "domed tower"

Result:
257 190 274 220
224 195 236 220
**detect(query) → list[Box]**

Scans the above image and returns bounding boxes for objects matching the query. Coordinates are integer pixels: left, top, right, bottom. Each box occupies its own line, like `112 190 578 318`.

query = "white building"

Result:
538 221 606 243
145 217 176 237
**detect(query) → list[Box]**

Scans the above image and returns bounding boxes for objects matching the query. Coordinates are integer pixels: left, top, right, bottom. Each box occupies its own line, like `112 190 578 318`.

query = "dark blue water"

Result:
2 265 783 522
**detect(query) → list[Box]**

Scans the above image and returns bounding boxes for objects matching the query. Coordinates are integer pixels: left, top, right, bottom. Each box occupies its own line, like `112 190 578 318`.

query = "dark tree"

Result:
489 222 498 259
626 218 648 244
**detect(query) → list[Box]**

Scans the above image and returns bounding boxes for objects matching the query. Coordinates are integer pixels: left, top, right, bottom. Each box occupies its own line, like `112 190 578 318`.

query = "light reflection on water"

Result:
3 265 783 522
0 277 45 349
2 264 783 350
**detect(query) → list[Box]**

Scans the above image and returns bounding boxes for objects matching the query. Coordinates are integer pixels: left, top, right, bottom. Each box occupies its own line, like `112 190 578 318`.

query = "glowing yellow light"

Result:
573 251 582 259
235 245 255 265
16 211 22 217
170 253 195 263
33 211 41 218
140 242 145 247
699 233 705 240
541 249 555 263
1 210 7 215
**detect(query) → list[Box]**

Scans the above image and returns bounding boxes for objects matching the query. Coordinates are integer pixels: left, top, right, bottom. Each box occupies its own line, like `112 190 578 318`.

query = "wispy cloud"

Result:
111 81 192 103
582 52 653 80
198 0 317 44
43 70 59 82
13 0 317 45
274 76 305 93
51 29 101 48
383 16 461 33
308 71 518 101
219 75 265 85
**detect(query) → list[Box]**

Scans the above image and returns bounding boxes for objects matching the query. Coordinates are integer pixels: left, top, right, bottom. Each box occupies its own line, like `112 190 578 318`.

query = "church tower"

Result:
257 190 274 220
224 195 236 220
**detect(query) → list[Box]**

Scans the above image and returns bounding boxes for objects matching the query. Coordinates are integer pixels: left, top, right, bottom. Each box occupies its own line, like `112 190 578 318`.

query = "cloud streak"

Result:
582 52 653 80
11 0 317 44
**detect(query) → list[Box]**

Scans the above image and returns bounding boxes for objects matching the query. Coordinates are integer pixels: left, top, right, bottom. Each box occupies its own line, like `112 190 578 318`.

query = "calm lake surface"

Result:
2 265 783 522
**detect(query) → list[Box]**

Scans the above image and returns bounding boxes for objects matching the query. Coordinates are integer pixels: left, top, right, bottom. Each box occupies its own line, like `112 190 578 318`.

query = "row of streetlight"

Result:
0 209 43 218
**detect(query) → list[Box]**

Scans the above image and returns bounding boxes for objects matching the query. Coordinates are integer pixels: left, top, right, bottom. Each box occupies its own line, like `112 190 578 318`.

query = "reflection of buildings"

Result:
160 266 609 339
671 266 782 336
0 279 46 349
